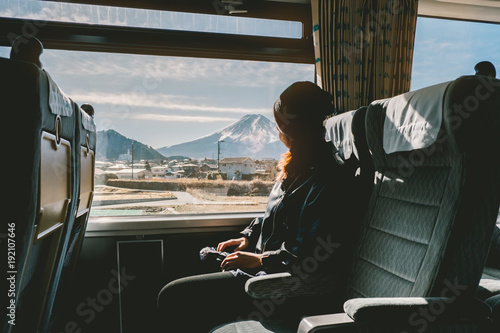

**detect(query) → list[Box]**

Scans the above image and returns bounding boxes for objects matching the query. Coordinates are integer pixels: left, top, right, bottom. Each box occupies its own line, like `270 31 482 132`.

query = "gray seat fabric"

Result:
212 75 500 332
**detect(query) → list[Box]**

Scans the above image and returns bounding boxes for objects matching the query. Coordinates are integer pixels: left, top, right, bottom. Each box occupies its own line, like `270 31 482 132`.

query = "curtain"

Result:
311 0 419 114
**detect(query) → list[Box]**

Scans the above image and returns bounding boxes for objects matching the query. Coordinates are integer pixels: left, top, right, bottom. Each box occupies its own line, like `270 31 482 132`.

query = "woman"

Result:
157 81 356 331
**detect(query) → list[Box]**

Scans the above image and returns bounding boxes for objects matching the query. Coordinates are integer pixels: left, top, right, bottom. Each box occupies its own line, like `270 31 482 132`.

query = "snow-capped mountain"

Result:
157 114 287 159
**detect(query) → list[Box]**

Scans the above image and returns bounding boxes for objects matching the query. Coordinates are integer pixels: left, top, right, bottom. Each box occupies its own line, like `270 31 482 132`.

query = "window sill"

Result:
86 211 261 237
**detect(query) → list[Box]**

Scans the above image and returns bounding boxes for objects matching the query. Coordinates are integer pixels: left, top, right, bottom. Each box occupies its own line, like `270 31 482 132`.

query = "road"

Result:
92 191 252 209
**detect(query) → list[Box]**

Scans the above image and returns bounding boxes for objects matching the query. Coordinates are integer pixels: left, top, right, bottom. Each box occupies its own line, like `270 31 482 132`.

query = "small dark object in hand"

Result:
199 247 230 262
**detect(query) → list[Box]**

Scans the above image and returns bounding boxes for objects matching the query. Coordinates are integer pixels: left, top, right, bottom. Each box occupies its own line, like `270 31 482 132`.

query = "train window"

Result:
22 48 313 217
412 16 500 90
1 0 302 39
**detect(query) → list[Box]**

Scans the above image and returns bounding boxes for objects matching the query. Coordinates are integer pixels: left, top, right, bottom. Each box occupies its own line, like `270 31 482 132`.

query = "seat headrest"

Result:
46 71 74 117
325 110 358 160
80 106 96 133
10 35 43 68
374 81 452 154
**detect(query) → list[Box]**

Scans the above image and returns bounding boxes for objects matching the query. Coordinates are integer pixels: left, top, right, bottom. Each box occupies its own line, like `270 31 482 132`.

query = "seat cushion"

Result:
210 320 295 333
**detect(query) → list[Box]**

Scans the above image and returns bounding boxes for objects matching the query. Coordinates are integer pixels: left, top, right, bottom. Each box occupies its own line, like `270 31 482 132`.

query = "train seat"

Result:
211 76 500 332
3 36 95 333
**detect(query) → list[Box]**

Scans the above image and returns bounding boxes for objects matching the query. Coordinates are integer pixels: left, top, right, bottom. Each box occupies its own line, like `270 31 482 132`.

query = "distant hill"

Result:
157 114 286 160
96 129 165 161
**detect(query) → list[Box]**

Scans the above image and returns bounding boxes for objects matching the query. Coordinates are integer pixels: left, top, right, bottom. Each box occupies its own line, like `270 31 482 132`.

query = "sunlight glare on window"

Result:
0 0 303 38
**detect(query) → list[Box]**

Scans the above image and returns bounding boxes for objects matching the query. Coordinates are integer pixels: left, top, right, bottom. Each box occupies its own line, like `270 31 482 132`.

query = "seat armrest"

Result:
245 273 344 299
298 313 355 333
245 272 291 299
483 266 500 280
344 297 491 323
297 297 491 333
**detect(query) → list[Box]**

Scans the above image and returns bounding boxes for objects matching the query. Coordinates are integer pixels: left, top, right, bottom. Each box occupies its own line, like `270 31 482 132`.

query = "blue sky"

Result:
412 17 500 89
1 1 500 149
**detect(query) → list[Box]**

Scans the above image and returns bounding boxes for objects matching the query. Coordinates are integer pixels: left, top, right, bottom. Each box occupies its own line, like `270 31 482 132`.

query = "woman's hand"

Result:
217 237 249 252
220 251 263 271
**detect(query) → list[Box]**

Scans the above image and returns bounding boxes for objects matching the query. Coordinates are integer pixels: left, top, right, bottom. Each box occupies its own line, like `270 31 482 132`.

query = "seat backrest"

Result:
345 76 500 300
47 103 96 331
77 104 96 220
350 107 375 185
325 106 374 221
3 38 92 333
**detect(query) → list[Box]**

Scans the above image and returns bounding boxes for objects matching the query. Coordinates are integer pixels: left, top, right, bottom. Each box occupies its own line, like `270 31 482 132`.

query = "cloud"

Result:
0 9 14 18
130 114 238 123
46 52 313 88
70 91 268 114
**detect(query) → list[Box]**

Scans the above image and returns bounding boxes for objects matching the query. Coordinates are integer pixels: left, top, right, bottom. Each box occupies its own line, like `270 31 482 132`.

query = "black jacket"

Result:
240 142 357 274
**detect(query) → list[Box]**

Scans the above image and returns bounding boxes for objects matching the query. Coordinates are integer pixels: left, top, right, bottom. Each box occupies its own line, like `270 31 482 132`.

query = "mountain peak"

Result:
241 114 265 121
96 129 165 161
157 114 286 159
219 114 274 140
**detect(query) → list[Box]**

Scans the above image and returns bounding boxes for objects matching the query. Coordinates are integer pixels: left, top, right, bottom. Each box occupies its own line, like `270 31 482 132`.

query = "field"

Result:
91 178 272 216
94 186 176 201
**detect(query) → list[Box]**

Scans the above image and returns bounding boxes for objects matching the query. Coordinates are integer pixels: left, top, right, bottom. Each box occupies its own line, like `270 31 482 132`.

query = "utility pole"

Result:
217 140 224 173
131 140 134 179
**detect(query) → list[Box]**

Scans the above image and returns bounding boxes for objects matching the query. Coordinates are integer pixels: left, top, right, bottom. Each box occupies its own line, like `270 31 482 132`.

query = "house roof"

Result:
219 157 254 164
113 168 147 174
201 164 218 169
151 166 169 169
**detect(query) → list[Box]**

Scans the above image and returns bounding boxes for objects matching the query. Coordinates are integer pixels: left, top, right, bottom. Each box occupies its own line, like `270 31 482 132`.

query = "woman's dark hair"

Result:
274 81 333 181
